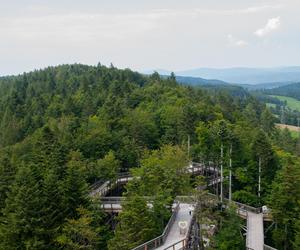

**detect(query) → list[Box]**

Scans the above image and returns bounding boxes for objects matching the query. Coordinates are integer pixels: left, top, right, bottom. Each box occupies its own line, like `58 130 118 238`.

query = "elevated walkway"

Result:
90 162 275 250
156 203 193 250
132 202 195 250
247 212 264 250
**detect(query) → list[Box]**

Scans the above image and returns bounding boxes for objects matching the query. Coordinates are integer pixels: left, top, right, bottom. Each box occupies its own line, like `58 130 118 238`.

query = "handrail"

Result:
207 193 261 214
245 210 250 249
131 202 180 250
89 179 105 190
91 163 219 198
163 202 197 250
263 244 277 250
163 239 186 250
90 173 133 197
89 172 131 190
100 196 126 203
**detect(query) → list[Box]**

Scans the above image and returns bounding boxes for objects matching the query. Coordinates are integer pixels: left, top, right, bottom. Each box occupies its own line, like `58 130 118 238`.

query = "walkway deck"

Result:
247 212 264 250
90 163 269 250
156 203 193 250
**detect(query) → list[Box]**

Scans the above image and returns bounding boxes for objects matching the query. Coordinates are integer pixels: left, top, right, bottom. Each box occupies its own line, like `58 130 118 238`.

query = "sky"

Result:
0 0 300 76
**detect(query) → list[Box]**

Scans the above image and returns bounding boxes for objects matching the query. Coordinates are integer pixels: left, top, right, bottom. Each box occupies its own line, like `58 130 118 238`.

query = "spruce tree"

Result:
0 165 45 249
108 195 156 250
268 162 300 250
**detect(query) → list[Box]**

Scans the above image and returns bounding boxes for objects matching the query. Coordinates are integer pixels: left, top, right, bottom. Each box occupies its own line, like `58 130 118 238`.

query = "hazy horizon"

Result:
1 0 300 76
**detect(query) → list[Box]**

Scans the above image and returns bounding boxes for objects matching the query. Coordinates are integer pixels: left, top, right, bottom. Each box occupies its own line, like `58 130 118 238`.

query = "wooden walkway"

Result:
90 162 272 250
247 212 264 250
156 203 193 250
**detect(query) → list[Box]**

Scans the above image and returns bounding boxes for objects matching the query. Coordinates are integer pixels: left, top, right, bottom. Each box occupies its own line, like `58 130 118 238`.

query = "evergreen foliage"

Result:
0 64 299 249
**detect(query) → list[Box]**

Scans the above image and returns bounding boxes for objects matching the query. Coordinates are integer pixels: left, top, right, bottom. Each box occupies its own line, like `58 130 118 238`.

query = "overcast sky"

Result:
1 0 300 75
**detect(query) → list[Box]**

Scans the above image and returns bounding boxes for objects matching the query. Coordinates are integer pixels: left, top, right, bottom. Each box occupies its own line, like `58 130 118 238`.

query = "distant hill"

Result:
143 69 173 76
144 71 230 86
143 73 248 98
174 75 229 86
236 81 295 90
176 66 300 85
263 82 300 100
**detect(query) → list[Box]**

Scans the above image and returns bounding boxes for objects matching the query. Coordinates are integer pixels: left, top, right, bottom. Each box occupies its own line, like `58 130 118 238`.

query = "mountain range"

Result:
143 66 300 87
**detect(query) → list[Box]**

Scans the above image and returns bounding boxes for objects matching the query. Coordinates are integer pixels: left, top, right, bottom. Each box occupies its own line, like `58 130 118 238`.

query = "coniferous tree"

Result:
0 165 45 249
268 161 300 250
62 154 89 219
0 148 15 212
108 195 156 250
56 207 98 250
214 207 244 250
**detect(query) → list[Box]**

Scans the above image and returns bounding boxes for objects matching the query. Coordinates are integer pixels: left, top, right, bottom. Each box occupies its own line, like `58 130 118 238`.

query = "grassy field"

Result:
266 103 276 109
290 130 300 138
269 95 300 111
276 123 300 138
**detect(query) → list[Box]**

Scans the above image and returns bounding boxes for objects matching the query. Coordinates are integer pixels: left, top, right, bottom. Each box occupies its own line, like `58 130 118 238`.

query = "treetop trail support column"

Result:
220 143 223 203
258 157 261 199
229 144 232 202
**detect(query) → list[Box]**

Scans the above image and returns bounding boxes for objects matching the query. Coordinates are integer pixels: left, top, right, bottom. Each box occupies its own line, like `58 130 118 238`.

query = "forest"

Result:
263 82 300 100
0 64 300 250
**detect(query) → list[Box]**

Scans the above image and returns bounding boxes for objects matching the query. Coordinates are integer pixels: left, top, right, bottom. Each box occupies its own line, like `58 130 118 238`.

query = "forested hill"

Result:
0 64 254 152
0 64 299 249
262 82 300 100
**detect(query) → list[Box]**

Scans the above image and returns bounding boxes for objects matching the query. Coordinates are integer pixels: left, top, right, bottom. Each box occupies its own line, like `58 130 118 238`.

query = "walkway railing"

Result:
207 193 261 213
264 244 277 250
163 202 197 250
163 239 187 250
90 172 132 197
246 209 250 249
132 202 180 250
101 196 125 203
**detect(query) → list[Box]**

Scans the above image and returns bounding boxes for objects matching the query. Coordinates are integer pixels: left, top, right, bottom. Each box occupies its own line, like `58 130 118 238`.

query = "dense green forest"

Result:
263 82 300 100
253 91 300 126
0 64 300 249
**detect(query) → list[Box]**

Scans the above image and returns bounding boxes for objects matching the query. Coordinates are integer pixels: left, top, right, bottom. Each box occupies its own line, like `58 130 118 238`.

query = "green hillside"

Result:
0 64 299 250
269 95 300 111
264 82 300 100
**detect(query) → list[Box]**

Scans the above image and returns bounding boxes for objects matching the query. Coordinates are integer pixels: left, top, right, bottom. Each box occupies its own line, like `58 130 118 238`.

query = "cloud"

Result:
227 34 248 47
255 17 281 37
194 4 282 15
241 5 283 14
0 11 167 44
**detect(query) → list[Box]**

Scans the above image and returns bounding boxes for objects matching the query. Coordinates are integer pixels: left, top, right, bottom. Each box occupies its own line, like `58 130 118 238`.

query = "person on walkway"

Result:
189 205 193 216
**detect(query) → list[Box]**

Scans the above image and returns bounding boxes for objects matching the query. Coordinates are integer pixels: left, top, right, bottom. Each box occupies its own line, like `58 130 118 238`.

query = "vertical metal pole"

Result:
215 164 218 197
220 143 223 203
258 157 261 198
229 144 232 202
298 118 300 137
281 106 284 124
188 135 190 159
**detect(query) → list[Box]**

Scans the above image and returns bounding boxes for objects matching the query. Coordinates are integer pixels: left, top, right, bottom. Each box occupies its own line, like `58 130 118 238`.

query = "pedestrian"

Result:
189 205 192 216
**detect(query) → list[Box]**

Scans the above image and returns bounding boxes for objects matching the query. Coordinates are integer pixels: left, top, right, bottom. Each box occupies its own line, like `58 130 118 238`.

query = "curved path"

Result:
156 203 193 250
90 163 271 250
